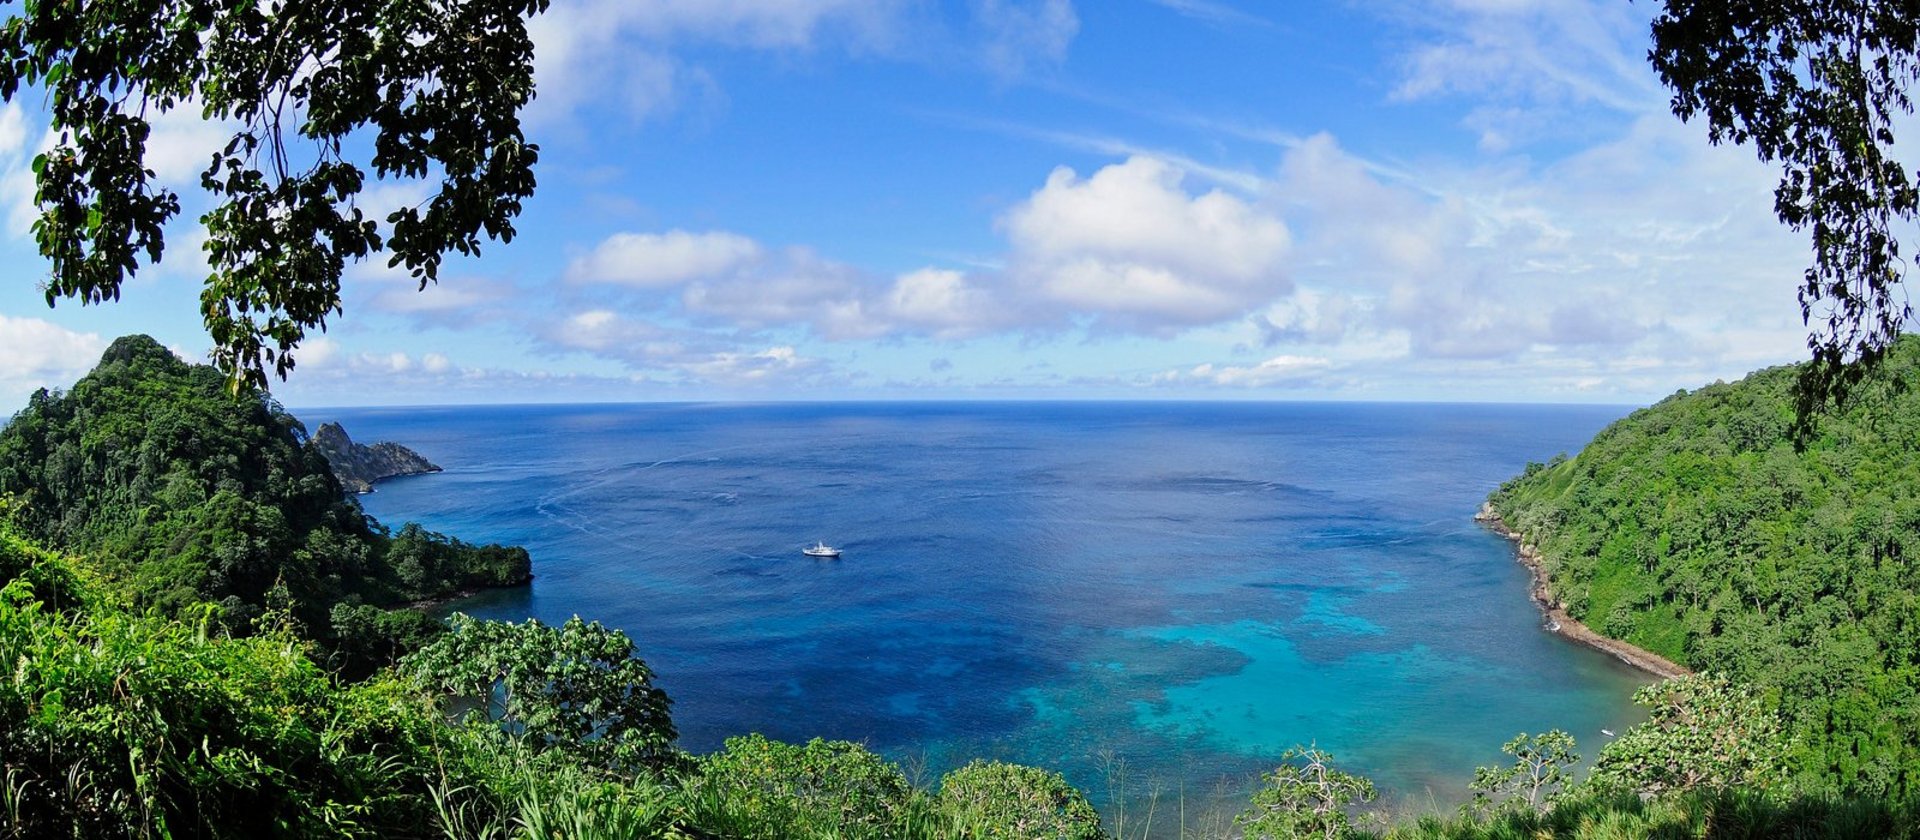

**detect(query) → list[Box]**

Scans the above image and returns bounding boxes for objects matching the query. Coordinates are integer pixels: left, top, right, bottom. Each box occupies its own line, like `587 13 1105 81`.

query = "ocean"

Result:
309 401 1652 819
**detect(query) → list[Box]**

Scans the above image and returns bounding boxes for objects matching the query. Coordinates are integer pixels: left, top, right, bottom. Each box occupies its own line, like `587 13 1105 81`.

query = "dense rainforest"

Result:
0 335 530 671
1490 334 1920 799
2 336 1918 838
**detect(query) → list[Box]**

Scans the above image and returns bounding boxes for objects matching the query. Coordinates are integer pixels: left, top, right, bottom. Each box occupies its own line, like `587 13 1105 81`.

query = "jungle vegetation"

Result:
1491 334 1920 799
0 335 529 672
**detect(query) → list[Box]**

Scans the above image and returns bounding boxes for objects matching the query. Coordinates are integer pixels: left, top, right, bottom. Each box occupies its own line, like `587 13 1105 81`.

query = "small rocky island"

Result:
311 422 442 494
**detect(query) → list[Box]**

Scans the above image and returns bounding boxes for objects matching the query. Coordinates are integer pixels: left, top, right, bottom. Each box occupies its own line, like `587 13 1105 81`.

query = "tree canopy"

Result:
0 0 547 389
0 335 530 669
1650 1 1920 411
1490 334 1920 796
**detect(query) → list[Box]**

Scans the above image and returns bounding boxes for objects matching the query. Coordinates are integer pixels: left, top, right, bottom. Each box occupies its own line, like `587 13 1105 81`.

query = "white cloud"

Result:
300 337 342 368
0 104 25 160
141 108 237 185
534 307 832 387
564 231 1019 341
973 0 1079 78
527 0 910 125
528 0 1082 125
1153 354 1335 388
680 245 876 335
1143 0 1273 29
0 105 54 238
566 230 764 287
1381 0 1662 150
365 277 517 320
0 316 106 407
542 308 695 359
1211 117 1806 391
1002 155 1291 328
681 345 821 385
882 267 1005 337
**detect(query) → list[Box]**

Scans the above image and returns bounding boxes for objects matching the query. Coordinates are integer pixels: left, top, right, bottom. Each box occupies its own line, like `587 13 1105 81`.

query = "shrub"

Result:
938 760 1105 839
690 734 912 838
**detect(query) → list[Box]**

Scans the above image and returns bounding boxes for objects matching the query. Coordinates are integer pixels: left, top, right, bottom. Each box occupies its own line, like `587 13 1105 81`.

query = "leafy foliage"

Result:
400 612 677 773
1237 746 1378 840
1468 730 1579 815
688 734 914 837
1490 335 1920 795
1649 2 1920 412
421 736 679 840
937 760 1105 840
1589 674 1792 798
1379 787 1920 839
0 564 447 838
0 335 529 669
0 0 547 389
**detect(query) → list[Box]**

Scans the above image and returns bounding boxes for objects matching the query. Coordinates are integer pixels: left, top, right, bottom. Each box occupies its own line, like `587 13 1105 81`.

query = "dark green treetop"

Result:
402 613 677 773
1650 1 1920 414
0 0 547 390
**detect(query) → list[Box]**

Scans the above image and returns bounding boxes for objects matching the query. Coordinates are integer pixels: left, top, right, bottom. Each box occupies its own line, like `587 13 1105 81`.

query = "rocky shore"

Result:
311 422 442 494
1476 502 1690 680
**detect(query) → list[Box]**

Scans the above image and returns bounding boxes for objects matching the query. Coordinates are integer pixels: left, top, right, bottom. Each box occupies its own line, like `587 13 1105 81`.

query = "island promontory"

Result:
311 421 442 494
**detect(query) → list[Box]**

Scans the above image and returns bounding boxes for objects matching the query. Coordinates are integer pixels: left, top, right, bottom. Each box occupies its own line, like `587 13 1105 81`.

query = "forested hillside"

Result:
0 336 529 668
1490 335 1920 797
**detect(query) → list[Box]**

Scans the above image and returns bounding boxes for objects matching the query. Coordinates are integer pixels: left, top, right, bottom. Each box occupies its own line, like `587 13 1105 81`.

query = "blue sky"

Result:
0 0 1816 409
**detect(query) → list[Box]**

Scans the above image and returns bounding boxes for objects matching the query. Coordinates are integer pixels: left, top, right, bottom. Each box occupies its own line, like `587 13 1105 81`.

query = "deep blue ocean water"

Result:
308 401 1652 815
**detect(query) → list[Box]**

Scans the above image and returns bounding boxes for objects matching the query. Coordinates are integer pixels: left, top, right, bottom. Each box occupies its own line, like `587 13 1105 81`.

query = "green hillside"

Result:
0 336 529 669
1489 335 1920 797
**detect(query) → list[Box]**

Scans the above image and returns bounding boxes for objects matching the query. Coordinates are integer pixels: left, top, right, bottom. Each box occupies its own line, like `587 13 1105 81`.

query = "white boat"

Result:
803 541 841 558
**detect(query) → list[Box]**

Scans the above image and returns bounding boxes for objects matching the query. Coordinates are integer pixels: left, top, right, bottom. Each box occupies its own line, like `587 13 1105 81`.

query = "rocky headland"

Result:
311 422 442 494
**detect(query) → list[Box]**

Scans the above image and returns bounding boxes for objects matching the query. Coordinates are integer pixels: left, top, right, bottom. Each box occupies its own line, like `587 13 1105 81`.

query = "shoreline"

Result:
1475 502 1691 681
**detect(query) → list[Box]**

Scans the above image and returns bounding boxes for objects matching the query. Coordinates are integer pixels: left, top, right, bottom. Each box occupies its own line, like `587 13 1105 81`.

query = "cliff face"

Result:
311 422 441 494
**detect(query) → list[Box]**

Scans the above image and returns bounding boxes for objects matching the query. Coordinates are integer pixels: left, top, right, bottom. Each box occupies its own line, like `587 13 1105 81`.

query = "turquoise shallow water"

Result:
309 401 1653 819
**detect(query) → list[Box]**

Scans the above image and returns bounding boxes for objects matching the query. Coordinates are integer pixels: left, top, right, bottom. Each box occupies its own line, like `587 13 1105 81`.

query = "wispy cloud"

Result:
1142 0 1275 30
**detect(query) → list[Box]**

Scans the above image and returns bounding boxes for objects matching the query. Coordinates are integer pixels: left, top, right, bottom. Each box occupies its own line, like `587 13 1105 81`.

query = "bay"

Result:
309 401 1651 819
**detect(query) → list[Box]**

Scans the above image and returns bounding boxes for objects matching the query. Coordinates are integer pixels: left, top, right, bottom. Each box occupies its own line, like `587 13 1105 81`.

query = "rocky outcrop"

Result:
311 422 441 494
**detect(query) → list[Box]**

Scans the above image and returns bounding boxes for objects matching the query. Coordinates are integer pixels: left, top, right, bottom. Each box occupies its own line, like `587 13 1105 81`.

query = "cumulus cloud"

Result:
565 230 764 287
541 309 698 358
678 246 877 336
1002 155 1291 328
882 268 1005 338
0 316 106 407
564 229 1023 340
